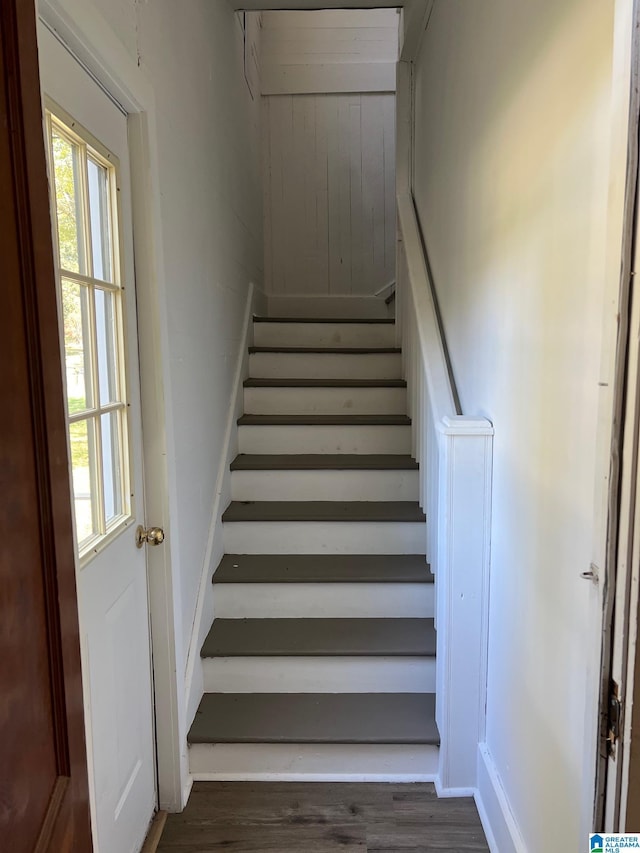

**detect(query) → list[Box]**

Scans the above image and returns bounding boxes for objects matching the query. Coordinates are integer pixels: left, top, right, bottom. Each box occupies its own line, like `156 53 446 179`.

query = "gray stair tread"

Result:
188 693 438 745
201 618 436 658
249 346 401 354
230 454 418 471
238 414 411 426
254 317 395 324
222 501 427 523
244 378 407 388
213 554 433 584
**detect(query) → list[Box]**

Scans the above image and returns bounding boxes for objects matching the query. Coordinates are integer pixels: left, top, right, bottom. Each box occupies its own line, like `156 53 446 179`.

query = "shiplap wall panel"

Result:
263 93 396 296
383 98 396 278
260 9 398 95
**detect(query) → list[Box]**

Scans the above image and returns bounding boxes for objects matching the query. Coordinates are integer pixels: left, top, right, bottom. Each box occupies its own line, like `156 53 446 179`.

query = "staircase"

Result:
187 316 439 780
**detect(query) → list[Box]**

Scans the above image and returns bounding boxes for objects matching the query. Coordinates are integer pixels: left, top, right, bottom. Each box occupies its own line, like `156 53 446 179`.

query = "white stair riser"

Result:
203 656 435 694
231 469 419 502
244 386 406 415
238 424 411 455
266 295 392 320
223 521 426 554
250 352 402 380
189 742 438 781
254 323 396 349
213 582 433 618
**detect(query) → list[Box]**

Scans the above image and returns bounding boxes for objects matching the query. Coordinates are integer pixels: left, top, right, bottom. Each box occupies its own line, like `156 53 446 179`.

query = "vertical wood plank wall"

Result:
263 92 396 296
261 9 399 66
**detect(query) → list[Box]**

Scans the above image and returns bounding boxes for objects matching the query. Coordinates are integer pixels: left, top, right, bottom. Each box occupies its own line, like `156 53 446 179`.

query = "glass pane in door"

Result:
87 157 113 282
51 128 87 274
62 278 93 413
69 417 98 544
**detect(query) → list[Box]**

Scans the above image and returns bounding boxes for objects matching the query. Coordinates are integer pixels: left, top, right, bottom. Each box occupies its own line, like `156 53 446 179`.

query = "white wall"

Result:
263 92 396 297
412 0 615 847
261 10 398 300
133 3 262 664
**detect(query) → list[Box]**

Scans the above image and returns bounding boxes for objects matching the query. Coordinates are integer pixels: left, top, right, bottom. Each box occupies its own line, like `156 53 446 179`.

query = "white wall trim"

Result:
396 46 494 800
182 777 194 815
38 0 187 811
476 744 528 853
434 417 493 791
183 283 258 730
434 779 476 799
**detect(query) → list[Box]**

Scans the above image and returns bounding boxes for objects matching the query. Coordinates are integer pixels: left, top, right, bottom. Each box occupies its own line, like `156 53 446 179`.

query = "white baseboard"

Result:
475 743 527 853
434 778 476 799
252 284 269 317
183 283 258 729
266 294 394 320
182 775 194 809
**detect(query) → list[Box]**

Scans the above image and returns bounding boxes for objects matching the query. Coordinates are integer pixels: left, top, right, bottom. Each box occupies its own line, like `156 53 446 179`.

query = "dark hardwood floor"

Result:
156 782 490 852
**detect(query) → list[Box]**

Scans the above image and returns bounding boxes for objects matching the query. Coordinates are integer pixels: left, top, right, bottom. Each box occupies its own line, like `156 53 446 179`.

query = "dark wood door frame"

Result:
628 596 640 828
0 0 92 849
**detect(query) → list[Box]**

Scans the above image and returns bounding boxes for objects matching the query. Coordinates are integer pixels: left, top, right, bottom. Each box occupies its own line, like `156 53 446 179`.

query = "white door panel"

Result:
38 24 156 853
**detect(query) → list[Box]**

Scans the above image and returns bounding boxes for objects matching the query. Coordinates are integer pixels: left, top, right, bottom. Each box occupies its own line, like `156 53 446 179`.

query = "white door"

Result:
38 25 157 853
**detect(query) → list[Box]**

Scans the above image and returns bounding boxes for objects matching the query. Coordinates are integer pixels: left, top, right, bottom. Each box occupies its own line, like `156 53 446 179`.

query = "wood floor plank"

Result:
157 783 489 853
366 821 490 851
166 784 392 826
159 822 366 850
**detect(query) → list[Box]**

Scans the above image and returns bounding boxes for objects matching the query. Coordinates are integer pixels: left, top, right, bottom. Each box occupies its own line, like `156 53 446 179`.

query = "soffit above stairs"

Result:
227 0 431 63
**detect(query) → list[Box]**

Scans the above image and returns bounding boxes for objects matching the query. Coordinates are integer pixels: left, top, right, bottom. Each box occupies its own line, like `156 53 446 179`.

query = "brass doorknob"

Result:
135 525 165 549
